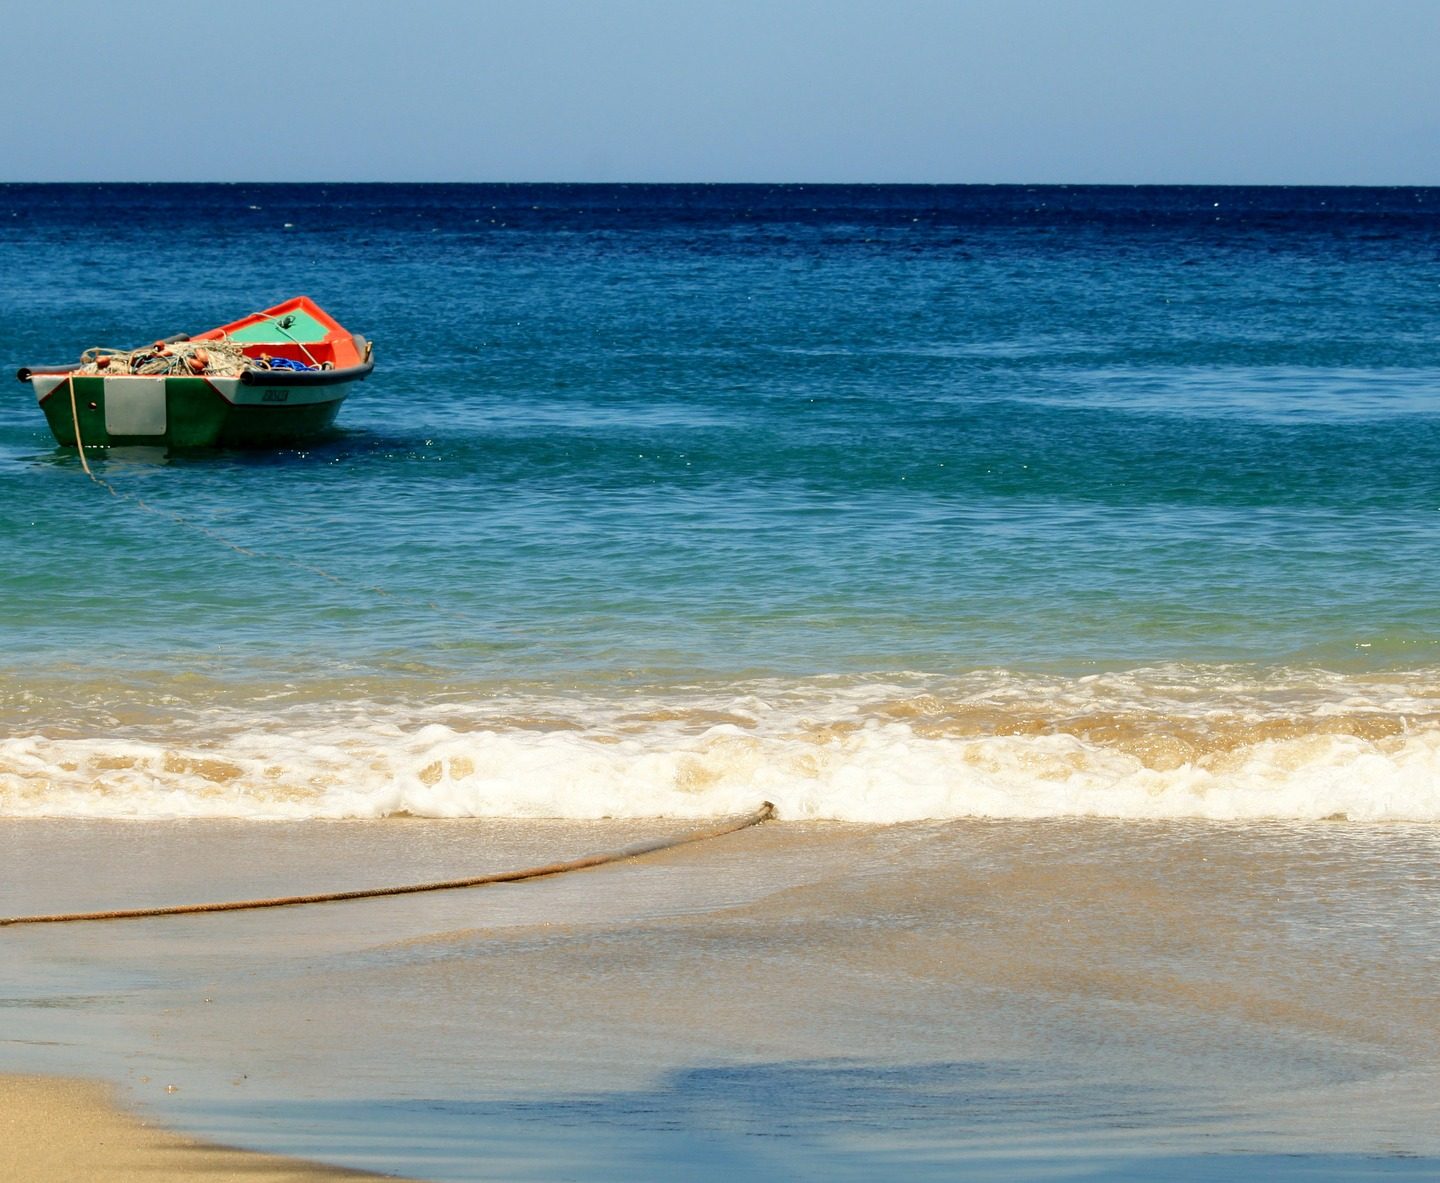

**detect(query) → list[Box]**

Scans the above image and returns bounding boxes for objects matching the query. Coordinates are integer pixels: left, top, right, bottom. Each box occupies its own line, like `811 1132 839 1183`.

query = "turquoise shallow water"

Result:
4 184 1440 822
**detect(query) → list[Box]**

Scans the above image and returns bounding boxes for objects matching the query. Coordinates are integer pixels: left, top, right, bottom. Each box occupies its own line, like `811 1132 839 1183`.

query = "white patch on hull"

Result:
30 375 67 402
103 376 167 436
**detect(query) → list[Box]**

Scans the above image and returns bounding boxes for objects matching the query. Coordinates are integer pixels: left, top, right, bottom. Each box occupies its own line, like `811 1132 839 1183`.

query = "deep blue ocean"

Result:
4 184 1440 822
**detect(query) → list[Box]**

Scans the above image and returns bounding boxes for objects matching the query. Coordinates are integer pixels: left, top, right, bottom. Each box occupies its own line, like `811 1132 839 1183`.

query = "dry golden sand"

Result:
0 1075 424 1183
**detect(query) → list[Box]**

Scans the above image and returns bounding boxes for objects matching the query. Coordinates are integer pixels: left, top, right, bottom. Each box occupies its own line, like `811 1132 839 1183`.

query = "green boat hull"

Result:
31 374 351 450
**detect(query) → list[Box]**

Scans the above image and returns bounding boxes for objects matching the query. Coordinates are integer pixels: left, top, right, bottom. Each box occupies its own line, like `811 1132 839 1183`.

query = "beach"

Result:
4 183 1440 1177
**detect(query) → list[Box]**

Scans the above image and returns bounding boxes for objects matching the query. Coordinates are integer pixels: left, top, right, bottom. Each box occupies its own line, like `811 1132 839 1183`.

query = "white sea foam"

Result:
5 667 1440 822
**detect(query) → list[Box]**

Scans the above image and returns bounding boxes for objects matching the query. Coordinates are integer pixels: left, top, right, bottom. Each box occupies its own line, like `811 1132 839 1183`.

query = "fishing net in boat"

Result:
72 337 322 377
75 338 251 377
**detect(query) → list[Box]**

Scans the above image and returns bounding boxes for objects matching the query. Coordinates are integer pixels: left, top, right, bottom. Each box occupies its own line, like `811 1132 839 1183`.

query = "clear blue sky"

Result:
4 0 1437 183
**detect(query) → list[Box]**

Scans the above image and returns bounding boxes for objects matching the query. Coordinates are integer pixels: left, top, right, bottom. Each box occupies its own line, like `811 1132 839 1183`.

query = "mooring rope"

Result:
65 372 92 477
54 400 441 607
0 803 776 927
57 451 402 599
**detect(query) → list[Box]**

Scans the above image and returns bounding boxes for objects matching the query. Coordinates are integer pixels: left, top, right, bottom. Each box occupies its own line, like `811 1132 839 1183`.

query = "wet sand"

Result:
4 817 1440 1180
0 1075 418 1182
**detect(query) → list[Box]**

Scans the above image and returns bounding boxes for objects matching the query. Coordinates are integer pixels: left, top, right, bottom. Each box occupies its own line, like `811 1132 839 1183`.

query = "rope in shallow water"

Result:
0 803 776 927
59 389 446 608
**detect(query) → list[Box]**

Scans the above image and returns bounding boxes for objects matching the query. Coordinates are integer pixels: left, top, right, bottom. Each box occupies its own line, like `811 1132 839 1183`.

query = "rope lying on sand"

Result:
0 803 777 927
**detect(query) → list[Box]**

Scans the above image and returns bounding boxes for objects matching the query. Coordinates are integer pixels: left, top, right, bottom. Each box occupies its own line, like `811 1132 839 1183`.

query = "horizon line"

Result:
3 179 1440 189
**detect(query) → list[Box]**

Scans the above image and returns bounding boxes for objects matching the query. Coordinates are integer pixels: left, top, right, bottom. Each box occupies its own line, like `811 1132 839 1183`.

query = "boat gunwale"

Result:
238 360 374 387
18 360 374 389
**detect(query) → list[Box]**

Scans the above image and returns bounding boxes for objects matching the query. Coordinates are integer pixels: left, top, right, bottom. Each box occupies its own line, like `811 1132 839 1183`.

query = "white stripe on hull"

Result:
204 377 350 406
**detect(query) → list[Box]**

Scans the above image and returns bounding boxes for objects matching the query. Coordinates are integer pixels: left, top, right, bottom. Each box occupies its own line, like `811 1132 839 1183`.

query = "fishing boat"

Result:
16 297 373 449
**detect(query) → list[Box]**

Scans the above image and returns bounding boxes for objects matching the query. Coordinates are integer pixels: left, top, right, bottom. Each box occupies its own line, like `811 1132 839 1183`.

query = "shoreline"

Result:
0 1075 424 1183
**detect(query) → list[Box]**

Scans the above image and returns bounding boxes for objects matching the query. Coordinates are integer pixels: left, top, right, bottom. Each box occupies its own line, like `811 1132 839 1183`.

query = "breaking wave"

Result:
5 667 1440 823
